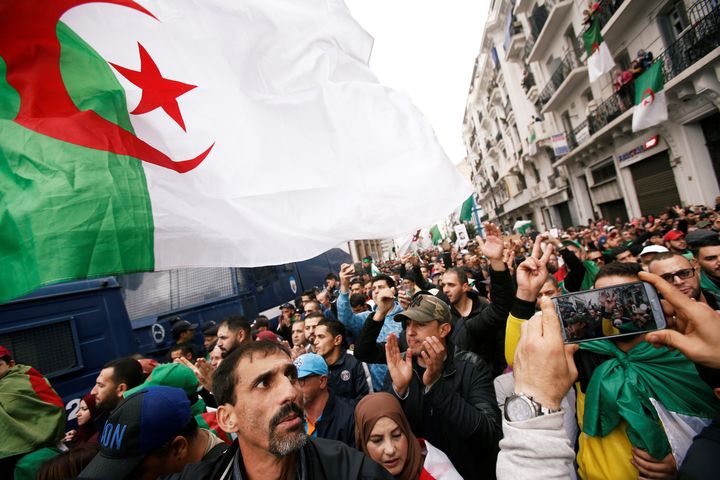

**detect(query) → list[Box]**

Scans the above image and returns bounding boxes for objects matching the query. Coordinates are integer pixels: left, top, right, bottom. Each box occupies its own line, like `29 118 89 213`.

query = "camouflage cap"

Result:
395 294 451 325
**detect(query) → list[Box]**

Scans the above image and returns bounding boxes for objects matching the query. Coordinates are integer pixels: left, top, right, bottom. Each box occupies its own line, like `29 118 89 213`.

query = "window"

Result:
0 320 79 378
591 160 617 184
118 268 235 321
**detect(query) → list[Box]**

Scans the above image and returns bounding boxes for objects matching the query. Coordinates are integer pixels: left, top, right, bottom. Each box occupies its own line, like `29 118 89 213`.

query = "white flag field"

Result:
0 0 472 301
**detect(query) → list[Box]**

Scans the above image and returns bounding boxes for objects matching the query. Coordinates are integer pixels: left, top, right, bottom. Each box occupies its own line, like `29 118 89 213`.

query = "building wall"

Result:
464 0 720 229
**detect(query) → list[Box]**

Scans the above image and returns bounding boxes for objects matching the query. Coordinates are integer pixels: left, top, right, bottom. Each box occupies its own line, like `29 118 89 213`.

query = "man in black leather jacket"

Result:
354 292 502 480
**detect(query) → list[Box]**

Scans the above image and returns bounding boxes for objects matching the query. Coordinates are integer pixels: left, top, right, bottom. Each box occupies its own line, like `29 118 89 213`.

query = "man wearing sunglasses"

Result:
648 252 720 310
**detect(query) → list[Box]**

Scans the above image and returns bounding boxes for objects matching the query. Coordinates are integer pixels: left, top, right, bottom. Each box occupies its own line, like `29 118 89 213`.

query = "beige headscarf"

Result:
354 392 424 480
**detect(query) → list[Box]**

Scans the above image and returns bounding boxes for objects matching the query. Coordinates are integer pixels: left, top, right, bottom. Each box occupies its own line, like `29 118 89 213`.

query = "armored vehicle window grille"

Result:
118 268 235 321
0 320 78 377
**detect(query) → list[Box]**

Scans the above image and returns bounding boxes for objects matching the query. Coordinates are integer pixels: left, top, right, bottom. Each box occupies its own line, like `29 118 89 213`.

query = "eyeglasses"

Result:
659 268 695 283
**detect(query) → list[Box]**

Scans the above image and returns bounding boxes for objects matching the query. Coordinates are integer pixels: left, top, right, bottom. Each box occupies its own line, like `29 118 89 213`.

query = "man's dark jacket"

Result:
164 437 392 479
448 267 514 376
386 342 501 480
315 392 356 447
327 350 369 402
354 316 501 479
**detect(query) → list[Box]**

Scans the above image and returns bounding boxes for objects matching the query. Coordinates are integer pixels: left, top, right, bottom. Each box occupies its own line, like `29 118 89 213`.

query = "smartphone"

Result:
552 281 666 344
353 262 364 276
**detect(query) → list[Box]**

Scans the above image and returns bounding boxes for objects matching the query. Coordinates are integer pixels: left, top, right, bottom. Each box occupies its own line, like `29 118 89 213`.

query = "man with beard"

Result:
169 342 392 479
90 357 144 437
216 316 252 358
648 252 720 309
691 234 720 295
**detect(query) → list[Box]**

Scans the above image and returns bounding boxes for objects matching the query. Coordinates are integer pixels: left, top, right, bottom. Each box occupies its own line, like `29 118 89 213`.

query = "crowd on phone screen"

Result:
4 201 720 479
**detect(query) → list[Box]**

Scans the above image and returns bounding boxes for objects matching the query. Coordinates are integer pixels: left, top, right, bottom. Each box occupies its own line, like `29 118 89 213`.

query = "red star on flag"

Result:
110 43 196 131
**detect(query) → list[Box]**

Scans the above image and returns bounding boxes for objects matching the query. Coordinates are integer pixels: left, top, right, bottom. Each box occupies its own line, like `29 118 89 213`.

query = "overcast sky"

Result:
344 0 488 166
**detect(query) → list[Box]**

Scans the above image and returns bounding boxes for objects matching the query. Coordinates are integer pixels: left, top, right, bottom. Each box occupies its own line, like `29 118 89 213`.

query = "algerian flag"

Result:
459 195 474 222
583 18 614 83
0 0 472 302
632 61 668 132
430 225 442 245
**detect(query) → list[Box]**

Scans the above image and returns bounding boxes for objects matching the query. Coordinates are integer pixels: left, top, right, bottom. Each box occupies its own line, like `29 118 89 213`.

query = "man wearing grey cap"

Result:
354 291 501 480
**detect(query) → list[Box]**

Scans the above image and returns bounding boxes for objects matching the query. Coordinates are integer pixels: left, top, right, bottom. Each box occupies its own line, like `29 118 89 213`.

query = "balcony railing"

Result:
538 48 582 107
657 0 720 84
556 0 718 162
583 0 624 34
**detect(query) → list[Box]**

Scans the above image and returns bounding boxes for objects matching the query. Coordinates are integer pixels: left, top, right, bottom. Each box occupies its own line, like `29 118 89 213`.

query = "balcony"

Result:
527 0 574 63
489 84 503 106
504 23 527 61
657 0 720 84
555 0 720 166
538 49 588 113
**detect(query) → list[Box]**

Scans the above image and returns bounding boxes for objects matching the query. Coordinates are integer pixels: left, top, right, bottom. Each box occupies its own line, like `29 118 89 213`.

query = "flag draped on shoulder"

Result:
0 0 472 302
0 365 65 459
632 61 668 132
583 18 615 83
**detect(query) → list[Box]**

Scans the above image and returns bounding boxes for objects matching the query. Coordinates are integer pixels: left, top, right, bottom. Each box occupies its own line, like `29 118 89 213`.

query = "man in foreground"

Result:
169 341 391 479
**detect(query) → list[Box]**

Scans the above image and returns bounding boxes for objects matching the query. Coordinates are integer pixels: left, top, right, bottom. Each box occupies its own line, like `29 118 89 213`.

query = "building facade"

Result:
464 0 720 230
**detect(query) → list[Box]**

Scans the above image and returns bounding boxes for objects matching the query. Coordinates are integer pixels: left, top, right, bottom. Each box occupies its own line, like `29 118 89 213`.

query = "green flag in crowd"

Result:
459 196 474 222
430 225 442 245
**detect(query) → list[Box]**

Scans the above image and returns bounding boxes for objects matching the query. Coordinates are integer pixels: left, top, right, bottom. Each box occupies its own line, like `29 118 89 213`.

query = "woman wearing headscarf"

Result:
355 392 462 480
63 393 99 446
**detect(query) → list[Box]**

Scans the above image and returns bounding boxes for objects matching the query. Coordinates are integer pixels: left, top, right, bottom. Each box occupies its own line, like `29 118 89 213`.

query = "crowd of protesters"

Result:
3 202 720 479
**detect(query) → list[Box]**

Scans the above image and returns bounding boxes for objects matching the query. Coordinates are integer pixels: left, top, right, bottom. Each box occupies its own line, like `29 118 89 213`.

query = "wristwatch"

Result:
504 393 561 422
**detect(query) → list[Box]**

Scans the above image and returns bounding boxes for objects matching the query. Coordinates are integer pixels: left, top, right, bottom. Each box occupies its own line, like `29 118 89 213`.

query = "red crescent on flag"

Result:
590 42 600 54
0 0 214 174
641 88 655 107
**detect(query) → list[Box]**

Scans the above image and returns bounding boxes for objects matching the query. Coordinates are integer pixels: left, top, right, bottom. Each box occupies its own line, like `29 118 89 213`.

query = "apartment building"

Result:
464 0 720 229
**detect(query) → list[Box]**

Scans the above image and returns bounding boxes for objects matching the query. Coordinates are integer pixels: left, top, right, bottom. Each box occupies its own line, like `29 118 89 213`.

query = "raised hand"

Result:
374 286 396 319
478 223 505 261
640 271 720 369
515 234 554 302
177 356 216 392
339 263 354 293
385 333 413 397
420 336 446 388
513 298 579 410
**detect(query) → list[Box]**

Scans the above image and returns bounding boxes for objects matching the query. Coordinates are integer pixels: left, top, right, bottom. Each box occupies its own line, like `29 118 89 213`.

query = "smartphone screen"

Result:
353 262 364 276
552 281 666 343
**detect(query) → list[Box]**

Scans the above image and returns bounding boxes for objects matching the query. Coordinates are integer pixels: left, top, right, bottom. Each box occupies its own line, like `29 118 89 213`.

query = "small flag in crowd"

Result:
0 0 472 303
632 61 668 132
583 18 615 83
430 225 442 245
459 196 474 223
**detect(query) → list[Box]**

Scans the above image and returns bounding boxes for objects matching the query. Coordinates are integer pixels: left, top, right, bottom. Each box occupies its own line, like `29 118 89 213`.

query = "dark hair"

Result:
648 251 689 267
371 274 396 289
170 344 195 360
301 289 317 300
104 357 144 390
213 341 291 406
349 278 363 288
317 319 347 345
444 267 469 285
349 293 368 309
304 311 325 322
253 317 269 328
544 275 559 288
692 237 720 257
220 315 251 336
37 443 101 480
325 273 339 281
594 262 642 284
610 246 629 258
0 355 11 364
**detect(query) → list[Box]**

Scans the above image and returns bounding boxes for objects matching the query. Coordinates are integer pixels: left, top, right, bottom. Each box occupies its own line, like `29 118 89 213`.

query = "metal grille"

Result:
0 321 78 377
118 268 235 321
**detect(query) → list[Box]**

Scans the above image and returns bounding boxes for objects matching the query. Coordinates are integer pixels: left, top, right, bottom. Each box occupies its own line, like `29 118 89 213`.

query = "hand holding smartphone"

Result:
552 281 666 343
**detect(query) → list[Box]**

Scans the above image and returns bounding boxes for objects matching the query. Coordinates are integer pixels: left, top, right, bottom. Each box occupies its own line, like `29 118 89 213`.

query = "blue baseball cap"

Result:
78 386 191 480
294 353 328 379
